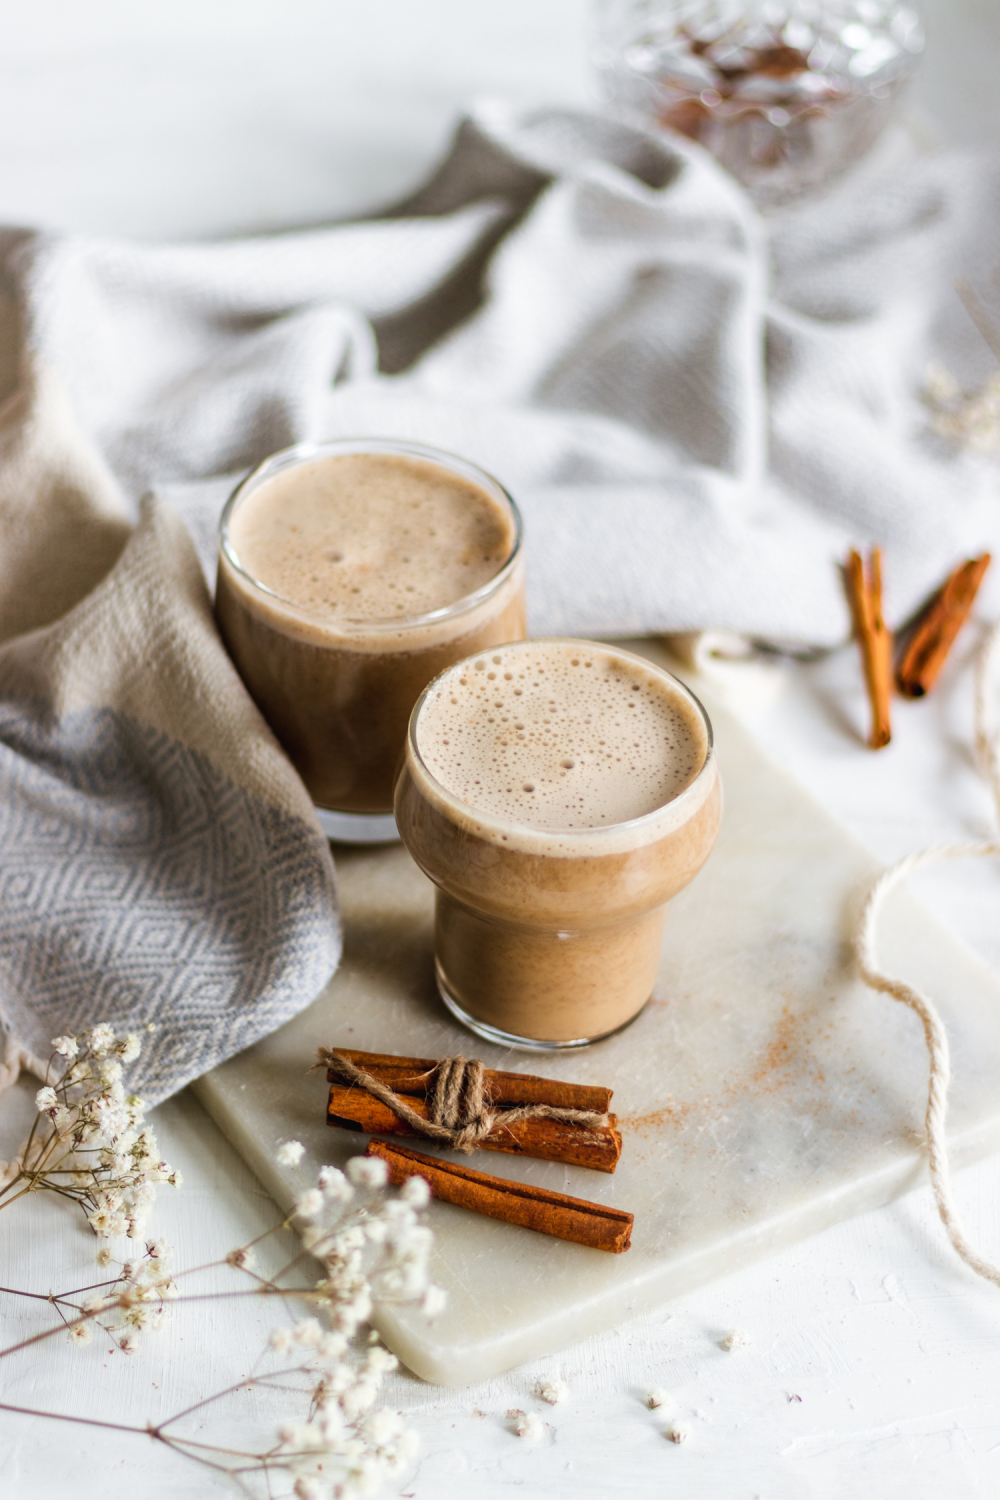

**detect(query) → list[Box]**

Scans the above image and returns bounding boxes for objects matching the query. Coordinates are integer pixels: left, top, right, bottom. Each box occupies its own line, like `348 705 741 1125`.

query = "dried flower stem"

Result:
0 1023 179 1241
0 1129 442 1500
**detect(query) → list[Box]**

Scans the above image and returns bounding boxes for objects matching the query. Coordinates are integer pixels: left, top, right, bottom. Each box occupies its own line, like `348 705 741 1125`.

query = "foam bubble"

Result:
416 642 708 831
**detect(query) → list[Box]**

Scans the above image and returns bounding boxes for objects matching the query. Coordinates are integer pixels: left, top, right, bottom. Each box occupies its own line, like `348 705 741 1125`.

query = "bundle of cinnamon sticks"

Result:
323 1047 632 1254
326 1048 621 1170
845 549 991 748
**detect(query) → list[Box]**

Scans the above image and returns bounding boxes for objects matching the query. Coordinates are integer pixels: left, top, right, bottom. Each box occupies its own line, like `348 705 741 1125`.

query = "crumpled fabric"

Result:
2 100 999 1098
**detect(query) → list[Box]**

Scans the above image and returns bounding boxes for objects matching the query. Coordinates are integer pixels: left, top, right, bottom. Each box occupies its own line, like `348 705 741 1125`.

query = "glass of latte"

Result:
395 640 721 1048
215 438 525 843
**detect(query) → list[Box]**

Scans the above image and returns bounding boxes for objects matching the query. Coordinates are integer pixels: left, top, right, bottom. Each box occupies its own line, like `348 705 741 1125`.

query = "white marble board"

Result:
193 642 1000 1386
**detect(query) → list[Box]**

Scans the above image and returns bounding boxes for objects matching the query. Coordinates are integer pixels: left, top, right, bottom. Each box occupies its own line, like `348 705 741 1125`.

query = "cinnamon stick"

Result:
896 553 991 698
366 1140 633 1254
845 548 893 749
327 1049 612 1113
327 1083 622 1173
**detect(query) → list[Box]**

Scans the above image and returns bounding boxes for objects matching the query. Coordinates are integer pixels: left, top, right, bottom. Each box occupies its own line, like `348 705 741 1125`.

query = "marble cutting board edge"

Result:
193 647 1000 1385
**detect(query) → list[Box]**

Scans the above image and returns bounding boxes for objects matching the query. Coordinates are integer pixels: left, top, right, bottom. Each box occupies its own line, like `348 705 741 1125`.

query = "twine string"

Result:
856 616 1000 1286
0 1035 50 1097
318 1047 609 1154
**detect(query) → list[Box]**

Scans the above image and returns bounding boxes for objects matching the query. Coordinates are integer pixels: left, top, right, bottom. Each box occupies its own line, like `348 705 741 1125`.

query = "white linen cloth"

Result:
1 100 999 1100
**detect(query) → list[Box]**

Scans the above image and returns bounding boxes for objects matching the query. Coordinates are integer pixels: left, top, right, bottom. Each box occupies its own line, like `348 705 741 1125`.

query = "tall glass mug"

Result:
215 438 526 842
395 640 722 1048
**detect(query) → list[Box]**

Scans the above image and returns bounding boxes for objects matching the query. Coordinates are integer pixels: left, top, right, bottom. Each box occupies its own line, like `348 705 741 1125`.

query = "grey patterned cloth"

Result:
2 101 999 1100
0 702 337 1091
0 447 340 1102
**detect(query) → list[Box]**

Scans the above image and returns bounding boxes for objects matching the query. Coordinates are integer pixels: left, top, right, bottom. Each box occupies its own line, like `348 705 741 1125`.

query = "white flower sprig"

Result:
923 363 1000 455
5 1240 179 1354
0 1139 443 1500
0 1024 178 1241
0 1239 177 1357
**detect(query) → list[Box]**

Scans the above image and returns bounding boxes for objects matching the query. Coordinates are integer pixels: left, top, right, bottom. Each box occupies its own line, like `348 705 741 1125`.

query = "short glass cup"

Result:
394 640 722 1049
215 438 526 843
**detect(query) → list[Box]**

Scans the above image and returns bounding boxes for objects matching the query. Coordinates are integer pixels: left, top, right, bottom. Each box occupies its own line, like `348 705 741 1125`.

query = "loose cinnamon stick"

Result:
896 553 991 698
327 1049 612 1113
845 548 893 749
367 1140 633 1254
327 1083 622 1172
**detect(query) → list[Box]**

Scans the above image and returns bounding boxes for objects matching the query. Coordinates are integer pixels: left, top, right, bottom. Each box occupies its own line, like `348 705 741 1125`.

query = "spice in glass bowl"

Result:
596 0 925 205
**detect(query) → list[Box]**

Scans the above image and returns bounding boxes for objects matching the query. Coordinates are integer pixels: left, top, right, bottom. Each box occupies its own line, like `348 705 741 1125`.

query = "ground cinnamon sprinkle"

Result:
621 1100 695 1135
622 1001 845 1145
747 1002 798 1087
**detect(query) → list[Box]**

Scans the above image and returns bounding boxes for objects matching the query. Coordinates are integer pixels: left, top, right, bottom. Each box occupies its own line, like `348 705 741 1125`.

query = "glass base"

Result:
315 806 400 844
435 960 648 1052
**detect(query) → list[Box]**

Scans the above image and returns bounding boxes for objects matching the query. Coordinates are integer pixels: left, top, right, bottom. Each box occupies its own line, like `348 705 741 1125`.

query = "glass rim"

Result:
405 638 717 846
218 436 524 636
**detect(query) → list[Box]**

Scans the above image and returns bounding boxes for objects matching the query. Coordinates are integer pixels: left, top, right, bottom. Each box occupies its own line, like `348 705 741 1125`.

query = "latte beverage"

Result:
395 640 721 1047
215 439 525 841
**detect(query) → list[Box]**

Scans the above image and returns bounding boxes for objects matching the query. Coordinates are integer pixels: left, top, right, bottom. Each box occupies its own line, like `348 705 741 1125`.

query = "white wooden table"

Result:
3 4 1000 1496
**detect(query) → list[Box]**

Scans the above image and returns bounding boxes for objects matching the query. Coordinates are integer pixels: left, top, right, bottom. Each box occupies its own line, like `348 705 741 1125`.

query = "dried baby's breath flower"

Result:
87 1206 125 1236
340 1378 379 1421
315 1331 349 1366
3 1147 435 1498
318 1165 353 1203
513 1411 545 1442
116 1034 142 1063
292 1317 323 1348
923 363 1000 454
276 1140 306 1167
1 1023 174 1248
222 1152 436 1490
364 1346 397 1375
537 1377 568 1405
293 1479 324 1500
399 1175 430 1208
347 1157 388 1190
665 1420 690 1444
421 1285 447 1319
647 1386 673 1410
89 1024 115 1057
720 1328 749 1351
269 1327 293 1355
295 1188 324 1219
226 1246 256 1270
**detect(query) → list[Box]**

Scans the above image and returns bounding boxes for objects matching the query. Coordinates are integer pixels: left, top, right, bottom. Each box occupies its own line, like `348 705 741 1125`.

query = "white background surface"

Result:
3 3 1000 1497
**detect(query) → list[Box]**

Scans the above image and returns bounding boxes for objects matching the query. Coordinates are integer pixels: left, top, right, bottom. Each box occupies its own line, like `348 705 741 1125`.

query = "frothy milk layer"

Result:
228 452 515 621
415 642 709 834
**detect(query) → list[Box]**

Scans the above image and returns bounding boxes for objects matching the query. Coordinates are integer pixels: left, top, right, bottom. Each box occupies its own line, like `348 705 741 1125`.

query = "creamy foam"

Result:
415 641 708 832
228 452 515 621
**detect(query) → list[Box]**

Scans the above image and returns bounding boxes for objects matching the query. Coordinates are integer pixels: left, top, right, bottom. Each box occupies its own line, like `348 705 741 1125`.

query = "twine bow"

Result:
318 1048 609 1154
